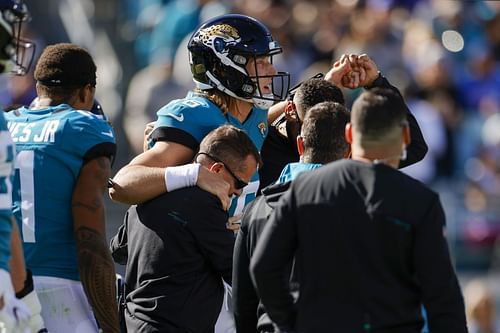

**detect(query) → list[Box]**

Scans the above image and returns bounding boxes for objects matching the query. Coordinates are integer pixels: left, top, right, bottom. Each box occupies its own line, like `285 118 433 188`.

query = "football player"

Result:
110 14 290 217
5 43 119 333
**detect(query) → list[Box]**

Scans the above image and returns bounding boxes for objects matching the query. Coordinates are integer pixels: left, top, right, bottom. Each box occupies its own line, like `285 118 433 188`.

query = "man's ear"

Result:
78 84 95 108
296 135 304 156
284 101 295 118
345 123 353 144
78 85 88 103
209 162 224 174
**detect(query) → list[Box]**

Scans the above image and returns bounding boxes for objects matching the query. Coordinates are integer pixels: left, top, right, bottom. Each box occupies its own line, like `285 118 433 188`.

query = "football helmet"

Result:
0 0 34 75
188 14 290 109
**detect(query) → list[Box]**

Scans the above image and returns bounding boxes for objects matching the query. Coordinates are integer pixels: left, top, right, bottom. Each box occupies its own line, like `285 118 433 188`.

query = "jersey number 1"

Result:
14 150 36 243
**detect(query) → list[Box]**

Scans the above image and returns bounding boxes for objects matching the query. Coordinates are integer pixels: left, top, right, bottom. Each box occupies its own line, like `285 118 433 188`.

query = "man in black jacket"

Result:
233 101 350 333
251 88 467 333
112 125 261 333
258 53 428 191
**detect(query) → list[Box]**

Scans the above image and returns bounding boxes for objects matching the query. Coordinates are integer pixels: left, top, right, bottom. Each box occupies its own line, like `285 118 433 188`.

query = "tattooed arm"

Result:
72 156 120 333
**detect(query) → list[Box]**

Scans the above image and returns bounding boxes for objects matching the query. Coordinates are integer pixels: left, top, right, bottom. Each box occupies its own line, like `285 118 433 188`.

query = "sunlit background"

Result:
7 0 500 330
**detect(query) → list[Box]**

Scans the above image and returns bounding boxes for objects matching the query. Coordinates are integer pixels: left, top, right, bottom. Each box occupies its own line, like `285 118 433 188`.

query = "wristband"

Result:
15 269 34 299
164 163 200 192
365 71 383 89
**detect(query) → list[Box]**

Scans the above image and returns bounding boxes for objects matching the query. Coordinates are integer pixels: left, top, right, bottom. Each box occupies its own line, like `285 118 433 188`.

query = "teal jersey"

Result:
5 105 116 281
277 162 323 184
150 92 268 216
0 112 14 272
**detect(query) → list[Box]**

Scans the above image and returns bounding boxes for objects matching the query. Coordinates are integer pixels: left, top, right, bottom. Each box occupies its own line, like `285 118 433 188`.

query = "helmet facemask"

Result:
245 51 290 110
0 1 35 75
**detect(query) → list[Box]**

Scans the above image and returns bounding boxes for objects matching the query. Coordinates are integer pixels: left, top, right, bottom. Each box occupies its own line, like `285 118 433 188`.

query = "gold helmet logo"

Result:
197 24 241 52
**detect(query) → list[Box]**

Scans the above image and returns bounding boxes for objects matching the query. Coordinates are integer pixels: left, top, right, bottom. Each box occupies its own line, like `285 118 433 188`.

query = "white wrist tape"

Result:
20 289 46 332
164 163 200 192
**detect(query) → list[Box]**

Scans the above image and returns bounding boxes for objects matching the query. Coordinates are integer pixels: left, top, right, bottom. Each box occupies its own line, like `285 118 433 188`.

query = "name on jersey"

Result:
7 120 60 143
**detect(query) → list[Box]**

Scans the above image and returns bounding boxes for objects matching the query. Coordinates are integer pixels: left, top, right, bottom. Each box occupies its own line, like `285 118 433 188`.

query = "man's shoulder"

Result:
53 108 114 139
157 95 220 118
315 159 438 200
135 187 225 230
151 186 223 212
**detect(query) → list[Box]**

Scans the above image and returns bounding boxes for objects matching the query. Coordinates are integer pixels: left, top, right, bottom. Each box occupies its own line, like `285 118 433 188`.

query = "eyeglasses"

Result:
196 152 248 190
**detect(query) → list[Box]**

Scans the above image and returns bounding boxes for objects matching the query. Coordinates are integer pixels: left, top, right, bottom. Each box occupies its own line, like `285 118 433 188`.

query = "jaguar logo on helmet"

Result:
195 23 244 72
197 24 240 44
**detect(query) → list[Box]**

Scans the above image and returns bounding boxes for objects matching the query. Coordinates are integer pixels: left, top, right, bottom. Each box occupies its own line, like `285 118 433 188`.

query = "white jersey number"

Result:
14 150 36 243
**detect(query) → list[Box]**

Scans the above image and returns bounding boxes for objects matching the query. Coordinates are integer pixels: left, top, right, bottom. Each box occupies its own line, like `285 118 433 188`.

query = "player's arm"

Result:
72 156 119 333
354 54 428 167
110 140 194 204
9 219 25 292
110 136 231 209
268 101 287 124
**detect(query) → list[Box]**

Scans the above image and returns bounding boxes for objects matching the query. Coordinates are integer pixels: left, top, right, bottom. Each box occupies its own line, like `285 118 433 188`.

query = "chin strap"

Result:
252 94 275 110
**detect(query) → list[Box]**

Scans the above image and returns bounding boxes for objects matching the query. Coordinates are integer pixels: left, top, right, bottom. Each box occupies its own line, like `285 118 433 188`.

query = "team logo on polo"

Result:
258 122 267 138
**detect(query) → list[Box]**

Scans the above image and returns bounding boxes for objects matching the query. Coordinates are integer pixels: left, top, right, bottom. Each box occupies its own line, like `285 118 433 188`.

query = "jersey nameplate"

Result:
7 120 60 143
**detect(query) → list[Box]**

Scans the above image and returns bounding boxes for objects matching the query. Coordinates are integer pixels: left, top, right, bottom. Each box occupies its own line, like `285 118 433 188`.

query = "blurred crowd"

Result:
3 0 500 299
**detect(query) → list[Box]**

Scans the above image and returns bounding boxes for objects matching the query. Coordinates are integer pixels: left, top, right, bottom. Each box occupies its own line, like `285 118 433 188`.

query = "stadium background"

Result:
5 0 500 326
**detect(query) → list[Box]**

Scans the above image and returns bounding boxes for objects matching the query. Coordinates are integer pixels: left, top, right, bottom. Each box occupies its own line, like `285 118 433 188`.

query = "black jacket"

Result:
113 187 235 333
251 160 467 333
257 75 428 192
233 181 291 333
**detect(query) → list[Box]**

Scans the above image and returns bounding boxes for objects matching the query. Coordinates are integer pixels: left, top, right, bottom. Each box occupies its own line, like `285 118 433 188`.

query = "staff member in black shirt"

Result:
233 101 350 333
113 125 261 333
251 88 467 333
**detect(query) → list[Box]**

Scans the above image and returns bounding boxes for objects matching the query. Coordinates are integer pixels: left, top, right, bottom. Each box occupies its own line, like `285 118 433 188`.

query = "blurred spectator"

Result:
123 63 186 154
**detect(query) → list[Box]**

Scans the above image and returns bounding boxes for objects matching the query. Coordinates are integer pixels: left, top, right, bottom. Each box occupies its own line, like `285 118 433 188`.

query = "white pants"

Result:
215 281 236 333
33 276 99 333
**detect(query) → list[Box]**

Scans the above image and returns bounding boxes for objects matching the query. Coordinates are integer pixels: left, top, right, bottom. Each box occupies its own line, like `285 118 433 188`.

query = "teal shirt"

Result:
277 162 323 183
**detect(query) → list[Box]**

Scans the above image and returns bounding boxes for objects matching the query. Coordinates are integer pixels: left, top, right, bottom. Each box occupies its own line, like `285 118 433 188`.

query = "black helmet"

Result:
188 14 290 109
0 0 35 75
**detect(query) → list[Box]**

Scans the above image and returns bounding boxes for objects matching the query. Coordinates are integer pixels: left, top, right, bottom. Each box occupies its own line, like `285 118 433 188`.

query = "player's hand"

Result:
325 54 352 87
356 54 379 87
0 269 31 333
197 166 231 211
340 53 367 89
227 214 242 233
143 121 156 152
